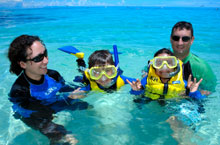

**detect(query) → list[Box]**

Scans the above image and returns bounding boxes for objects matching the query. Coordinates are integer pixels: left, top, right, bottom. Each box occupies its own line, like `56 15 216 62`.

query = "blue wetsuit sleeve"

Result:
59 84 75 92
79 84 91 92
130 89 145 95
58 76 76 92
183 80 206 99
189 91 206 99
141 76 147 88
9 84 55 117
9 86 32 108
120 75 136 84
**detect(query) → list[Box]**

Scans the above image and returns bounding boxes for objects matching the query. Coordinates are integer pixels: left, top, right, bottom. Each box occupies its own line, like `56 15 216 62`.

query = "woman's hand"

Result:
187 74 203 92
126 79 142 91
68 88 86 99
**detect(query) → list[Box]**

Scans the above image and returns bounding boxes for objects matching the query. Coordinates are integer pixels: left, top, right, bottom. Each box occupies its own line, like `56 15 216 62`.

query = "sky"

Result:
0 0 220 8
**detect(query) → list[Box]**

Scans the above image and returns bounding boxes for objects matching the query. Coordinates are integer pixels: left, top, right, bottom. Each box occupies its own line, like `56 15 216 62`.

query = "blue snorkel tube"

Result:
113 45 119 67
113 45 123 75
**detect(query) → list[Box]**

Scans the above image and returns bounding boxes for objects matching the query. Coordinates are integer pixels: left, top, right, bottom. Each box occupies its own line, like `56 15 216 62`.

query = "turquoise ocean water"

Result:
0 7 220 145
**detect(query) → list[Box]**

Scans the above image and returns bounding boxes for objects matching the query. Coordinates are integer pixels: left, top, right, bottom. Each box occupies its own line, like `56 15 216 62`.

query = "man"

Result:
170 21 216 95
8 35 88 144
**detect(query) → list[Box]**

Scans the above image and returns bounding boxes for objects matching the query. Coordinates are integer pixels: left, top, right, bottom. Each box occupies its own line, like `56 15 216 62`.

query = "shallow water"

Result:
0 6 220 145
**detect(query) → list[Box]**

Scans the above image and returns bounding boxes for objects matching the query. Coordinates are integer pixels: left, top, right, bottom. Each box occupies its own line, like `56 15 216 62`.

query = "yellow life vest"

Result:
145 60 185 100
84 69 125 92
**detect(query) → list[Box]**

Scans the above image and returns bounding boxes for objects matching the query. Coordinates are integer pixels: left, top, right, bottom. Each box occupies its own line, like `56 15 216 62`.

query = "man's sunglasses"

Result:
172 35 191 42
26 49 48 63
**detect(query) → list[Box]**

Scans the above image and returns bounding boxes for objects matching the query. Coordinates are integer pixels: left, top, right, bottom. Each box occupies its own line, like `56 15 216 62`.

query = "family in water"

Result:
7 21 216 144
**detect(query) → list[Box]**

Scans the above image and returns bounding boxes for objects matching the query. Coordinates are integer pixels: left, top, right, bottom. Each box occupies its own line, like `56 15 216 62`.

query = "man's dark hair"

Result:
171 21 194 37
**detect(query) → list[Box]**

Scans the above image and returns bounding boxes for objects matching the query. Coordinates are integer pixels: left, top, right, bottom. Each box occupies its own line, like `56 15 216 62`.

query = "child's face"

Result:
154 53 176 79
89 63 117 87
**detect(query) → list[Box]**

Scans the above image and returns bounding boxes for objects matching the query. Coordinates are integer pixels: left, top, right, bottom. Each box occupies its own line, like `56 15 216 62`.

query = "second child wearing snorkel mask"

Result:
71 50 136 95
127 48 206 102
127 48 206 144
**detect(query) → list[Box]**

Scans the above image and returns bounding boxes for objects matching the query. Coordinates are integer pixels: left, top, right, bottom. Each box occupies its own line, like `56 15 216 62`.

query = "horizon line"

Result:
1 5 220 9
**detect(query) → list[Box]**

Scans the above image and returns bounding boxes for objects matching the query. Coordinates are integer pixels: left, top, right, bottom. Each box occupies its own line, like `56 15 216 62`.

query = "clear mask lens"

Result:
89 65 117 80
153 56 177 69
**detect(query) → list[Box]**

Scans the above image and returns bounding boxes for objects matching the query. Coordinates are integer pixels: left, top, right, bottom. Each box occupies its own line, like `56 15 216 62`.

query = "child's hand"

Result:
68 88 86 99
187 74 203 92
126 79 142 91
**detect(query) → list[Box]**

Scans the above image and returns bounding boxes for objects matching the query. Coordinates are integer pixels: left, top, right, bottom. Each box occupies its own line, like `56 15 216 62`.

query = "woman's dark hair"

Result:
154 48 174 57
8 35 44 76
88 50 114 68
171 21 193 37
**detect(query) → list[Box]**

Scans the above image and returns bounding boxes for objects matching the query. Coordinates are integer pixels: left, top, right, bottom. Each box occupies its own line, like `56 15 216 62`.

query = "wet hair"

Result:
171 21 194 37
88 50 114 68
154 48 174 57
8 35 45 76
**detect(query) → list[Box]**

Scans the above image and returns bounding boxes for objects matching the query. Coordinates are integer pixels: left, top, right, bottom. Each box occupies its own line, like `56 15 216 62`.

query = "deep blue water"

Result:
0 6 220 145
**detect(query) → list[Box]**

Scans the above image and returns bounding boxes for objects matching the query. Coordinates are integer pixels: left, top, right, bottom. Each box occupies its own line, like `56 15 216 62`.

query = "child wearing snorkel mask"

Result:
127 48 205 101
71 50 136 95
127 48 206 144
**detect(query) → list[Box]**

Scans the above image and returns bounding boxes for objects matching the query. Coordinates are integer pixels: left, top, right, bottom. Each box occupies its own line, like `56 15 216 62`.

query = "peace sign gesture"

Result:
187 74 203 92
126 79 142 91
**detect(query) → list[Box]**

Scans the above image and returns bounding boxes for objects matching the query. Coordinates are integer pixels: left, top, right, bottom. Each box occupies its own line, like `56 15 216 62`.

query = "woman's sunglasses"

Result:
26 49 48 63
172 35 191 42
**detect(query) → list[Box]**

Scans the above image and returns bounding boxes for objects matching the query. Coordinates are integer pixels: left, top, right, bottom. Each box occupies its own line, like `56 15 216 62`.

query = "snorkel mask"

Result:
89 65 118 80
151 56 180 78
88 65 118 88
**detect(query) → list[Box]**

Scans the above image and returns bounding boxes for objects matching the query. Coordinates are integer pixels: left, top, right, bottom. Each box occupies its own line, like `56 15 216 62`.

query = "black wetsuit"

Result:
9 69 88 144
